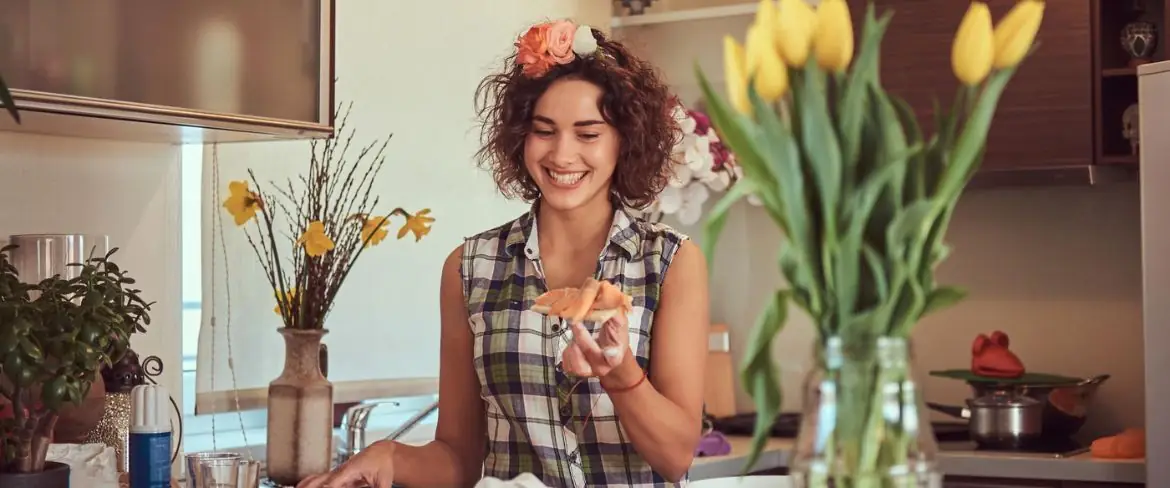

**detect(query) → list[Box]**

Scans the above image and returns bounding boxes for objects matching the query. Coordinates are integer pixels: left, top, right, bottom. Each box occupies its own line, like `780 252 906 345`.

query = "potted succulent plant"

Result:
0 245 152 488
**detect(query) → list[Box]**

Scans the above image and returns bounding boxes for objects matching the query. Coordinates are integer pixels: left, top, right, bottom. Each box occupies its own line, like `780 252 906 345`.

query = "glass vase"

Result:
790 336 941 488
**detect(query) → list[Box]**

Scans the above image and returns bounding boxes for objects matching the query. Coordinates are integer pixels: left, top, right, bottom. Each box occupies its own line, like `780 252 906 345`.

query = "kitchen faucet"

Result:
337 399 440 465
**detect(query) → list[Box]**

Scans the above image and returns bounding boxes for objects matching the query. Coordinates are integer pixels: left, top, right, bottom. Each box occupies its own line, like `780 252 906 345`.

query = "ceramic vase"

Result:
265 328 334 486
789 337 941 488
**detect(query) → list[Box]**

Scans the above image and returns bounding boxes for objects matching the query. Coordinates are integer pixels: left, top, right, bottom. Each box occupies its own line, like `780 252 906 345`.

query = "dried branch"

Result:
216 103 422 330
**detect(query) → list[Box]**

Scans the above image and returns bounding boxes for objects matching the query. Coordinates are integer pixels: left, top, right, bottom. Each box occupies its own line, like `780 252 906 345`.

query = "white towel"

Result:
473 473 552 488
46 443 120 488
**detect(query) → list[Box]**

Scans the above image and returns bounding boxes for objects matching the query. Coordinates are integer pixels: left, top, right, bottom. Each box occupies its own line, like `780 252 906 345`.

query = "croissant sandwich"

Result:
531 278 633 324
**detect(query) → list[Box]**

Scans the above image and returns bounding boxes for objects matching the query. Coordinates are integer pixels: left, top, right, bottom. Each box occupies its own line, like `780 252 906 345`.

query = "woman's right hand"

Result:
296 440 397 488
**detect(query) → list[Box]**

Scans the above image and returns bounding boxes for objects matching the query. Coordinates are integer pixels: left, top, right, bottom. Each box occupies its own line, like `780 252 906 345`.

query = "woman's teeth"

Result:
548 169 587 186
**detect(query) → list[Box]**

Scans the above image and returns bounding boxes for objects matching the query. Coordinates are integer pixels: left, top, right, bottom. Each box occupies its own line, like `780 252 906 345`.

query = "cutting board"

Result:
704 323 737 418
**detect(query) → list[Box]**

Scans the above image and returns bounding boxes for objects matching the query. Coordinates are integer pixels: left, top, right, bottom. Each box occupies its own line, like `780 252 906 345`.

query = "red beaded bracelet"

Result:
604 370 647 394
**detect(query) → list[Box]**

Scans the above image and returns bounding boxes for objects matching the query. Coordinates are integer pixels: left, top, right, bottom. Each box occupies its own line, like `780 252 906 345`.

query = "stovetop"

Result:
709 413 1089 457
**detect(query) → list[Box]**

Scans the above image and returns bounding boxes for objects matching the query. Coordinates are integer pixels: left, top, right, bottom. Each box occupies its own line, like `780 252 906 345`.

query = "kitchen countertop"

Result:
689 436 1146 484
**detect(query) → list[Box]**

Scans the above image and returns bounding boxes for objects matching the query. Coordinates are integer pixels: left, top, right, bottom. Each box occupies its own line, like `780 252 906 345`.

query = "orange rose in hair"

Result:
516 23 553 77
546 21 578 64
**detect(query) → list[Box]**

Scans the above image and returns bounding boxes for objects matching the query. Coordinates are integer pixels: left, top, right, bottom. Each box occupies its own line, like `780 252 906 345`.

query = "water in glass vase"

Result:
789 336 941 488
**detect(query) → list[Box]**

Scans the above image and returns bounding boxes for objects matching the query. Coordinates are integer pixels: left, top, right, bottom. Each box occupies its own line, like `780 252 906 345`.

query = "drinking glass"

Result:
185 452 241 488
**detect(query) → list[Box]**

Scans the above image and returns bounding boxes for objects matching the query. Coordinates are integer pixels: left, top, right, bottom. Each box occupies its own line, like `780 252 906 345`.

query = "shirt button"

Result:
524 247 535 257
560 404 572 417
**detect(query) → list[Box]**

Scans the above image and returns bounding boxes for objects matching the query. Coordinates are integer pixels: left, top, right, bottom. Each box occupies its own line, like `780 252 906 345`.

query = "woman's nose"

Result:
549 135 580 165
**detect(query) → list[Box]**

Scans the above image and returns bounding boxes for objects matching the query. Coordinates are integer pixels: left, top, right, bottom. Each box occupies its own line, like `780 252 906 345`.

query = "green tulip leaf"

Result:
738 289 789 475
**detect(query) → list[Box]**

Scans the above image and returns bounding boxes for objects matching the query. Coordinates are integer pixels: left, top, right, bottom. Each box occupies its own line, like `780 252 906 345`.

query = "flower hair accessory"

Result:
515 20 600 78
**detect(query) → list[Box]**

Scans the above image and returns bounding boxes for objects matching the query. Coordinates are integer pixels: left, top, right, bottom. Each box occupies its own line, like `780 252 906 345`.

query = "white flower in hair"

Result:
572 25 598 56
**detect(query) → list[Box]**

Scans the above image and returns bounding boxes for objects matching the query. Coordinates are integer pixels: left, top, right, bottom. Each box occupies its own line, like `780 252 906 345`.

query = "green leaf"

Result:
837 4 893 174
861 243 889 303
836 155 907 318
938 66 1020 201
748 86 823 315
922 285 968 316
886 200 937 260
796 58 844 255
702 181 754 269
696 65 780 217
779 244 814 313
738 289 790 475
889 95 927 203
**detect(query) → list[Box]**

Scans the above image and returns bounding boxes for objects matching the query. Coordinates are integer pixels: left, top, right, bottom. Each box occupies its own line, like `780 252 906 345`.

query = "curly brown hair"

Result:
474 27 681 210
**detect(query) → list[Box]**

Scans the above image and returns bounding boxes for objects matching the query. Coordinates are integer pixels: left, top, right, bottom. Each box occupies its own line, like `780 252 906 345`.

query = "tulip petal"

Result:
746 23 789 101
993 0 1044 68
951 1 994 86
813 0 854 73
723 36 752 116
776 0 816 67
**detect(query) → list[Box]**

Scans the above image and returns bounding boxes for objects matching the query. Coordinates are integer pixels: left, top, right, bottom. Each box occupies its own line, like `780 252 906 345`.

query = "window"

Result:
179 144 438 455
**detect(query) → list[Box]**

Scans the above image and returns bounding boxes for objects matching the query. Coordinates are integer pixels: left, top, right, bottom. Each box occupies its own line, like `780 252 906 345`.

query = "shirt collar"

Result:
504 202 641 260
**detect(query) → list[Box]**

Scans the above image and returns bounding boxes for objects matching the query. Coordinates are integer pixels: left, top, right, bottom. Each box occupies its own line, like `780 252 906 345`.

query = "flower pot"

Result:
0 461 71 488
789 337 942 488
265 328 333 486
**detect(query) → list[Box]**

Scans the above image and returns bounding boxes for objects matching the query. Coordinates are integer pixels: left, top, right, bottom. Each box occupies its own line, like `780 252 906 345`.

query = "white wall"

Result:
0 132 184 418
618 15 1144 441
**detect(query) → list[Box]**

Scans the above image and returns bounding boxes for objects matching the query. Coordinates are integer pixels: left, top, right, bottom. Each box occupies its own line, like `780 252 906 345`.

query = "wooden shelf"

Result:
1100 154 1139 165
611 3 757 28
1102 67 1138 77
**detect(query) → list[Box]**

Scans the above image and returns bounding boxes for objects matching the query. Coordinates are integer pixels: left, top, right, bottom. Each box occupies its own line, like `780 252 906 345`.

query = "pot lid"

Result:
970 392 1041 408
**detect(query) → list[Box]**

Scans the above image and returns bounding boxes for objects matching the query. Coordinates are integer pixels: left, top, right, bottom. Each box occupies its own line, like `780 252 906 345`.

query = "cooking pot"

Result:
927 392 1043 449
965 374 1109 438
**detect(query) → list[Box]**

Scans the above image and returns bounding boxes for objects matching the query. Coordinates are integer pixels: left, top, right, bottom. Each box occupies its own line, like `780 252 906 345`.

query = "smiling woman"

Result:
298 18 710 488
473 23 680 210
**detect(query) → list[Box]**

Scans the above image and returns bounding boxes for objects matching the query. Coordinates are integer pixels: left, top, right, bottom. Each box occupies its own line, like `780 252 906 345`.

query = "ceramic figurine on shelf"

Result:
621 0 653 15
1121 1 1158 67
1123 103 1141 155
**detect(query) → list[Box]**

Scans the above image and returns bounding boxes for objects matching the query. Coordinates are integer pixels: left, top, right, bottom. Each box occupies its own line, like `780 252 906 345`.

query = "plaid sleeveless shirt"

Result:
461 205 688 488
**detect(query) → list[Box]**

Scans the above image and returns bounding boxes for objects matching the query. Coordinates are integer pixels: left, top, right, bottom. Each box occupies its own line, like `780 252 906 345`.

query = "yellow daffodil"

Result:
952 1 994 85
274 287 297 316
812 0 854 72
745 22 789 101
297 220 335 257
358 214 390 247
776 0 817 67
993 0 1044 69
398 209 435 242
723 35 752 116
221 180 262 226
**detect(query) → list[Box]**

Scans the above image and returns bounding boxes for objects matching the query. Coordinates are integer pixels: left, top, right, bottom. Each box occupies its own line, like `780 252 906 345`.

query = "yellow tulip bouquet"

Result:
698 0 1043 483
220 104 434 331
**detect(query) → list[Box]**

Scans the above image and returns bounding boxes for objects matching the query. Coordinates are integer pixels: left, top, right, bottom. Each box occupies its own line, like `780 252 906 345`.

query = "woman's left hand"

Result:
562 313 629 378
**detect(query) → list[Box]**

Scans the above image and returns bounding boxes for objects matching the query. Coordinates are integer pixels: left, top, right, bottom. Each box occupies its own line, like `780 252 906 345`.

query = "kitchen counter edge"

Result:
690 437 1146 484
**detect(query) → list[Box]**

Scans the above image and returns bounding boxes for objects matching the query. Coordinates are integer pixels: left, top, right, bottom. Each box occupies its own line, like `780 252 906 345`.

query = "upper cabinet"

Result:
0 0 334 143
847 0 1094 171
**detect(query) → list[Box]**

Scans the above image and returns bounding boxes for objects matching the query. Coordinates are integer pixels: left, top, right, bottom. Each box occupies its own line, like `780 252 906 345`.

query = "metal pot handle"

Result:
1078 374 1110 386
925 402 970 420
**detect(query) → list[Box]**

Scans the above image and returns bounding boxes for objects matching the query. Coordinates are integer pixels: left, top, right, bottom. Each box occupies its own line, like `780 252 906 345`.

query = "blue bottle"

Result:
129 384 173 488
